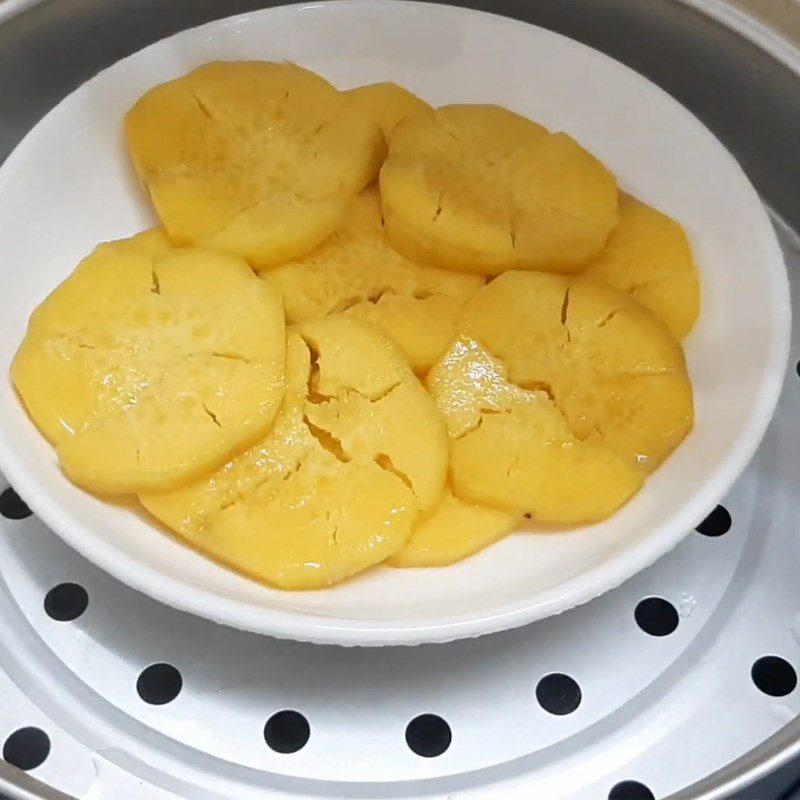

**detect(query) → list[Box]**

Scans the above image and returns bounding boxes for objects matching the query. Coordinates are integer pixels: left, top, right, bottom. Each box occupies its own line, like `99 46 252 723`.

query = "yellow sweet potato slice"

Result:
380 104 618 275
261 187 482 372
584 194 700 339
298 316 448 513
141 318 448 589
389 486 520 567
344 293 470 375
345 81 432 139
460 271 694 472
12 230 285 494
125 61 385 269
427 335 642 521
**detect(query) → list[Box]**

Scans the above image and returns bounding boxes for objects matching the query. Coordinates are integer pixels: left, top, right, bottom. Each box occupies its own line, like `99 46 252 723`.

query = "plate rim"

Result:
0 0 791 645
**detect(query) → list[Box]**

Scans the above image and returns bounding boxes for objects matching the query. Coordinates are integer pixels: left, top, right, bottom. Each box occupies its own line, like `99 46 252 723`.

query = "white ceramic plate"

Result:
0 1 789 645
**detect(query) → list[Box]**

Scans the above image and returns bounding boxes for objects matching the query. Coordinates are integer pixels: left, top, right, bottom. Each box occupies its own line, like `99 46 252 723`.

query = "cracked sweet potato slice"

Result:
427 336 642 522
12 230 285 494
261 187 482 372
584 193 700 339
297 315 448 513
345 81 432 139
380 104 618 275
459 271 694 473
141 318 448 589
125 61 385 269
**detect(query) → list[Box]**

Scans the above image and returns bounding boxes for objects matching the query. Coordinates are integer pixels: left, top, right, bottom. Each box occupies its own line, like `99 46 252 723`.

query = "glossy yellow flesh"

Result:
427 335 642 521
125 61 385 268
12 230 285 494
345 293 471 375
460 271 694 472
380 104 618 275
142 318 448 589
261 187 482 372
390 487 520 567
584 194 700 339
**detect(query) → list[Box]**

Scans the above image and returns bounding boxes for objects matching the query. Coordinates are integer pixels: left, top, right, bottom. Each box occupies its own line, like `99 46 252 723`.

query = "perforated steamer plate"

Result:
4 344 800 800
0 0 799 798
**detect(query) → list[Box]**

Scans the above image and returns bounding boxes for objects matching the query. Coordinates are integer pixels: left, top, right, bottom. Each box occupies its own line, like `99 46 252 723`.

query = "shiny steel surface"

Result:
0 1 798 798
